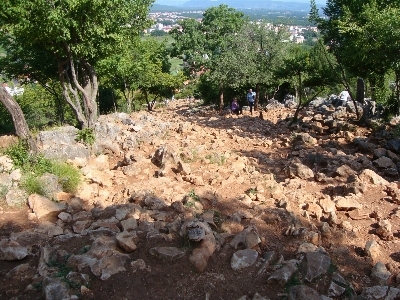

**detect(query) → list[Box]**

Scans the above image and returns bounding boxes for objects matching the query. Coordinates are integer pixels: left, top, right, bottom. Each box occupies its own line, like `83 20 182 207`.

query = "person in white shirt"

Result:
338 90 350 107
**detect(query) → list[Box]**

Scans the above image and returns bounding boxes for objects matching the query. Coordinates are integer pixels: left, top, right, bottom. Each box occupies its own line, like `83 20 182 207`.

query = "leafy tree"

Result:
310 0 400 111
0 0 153 129
98 38 183 112
238 21 289 110
170 5 246 110
170 18 206 77
151 30 169 37
277 42 341 121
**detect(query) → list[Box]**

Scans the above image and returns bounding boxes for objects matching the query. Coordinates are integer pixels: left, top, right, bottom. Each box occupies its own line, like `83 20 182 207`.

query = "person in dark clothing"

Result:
231 98 242 115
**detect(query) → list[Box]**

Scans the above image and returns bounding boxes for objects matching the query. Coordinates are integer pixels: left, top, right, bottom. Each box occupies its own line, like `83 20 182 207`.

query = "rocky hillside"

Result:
0 98 400 300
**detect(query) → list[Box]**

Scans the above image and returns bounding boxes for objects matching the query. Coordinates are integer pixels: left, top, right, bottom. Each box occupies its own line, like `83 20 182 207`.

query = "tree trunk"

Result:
219 83 224 111
0 88 37 152
255 83 260 111
396 70 400 116
57 43 99 129
356 78 365 104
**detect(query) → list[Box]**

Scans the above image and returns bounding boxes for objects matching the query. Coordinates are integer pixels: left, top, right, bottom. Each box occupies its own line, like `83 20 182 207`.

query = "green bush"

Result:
21 175 46 196
3 140 30 169
76 128 96 146
2 140 81 196
50 162 81 193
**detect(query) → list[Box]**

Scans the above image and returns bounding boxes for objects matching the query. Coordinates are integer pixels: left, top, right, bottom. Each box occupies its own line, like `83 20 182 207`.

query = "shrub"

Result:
3 140 30 169
50 162 81 193
21 174 46 196
76 128 95 146
2 140 81 196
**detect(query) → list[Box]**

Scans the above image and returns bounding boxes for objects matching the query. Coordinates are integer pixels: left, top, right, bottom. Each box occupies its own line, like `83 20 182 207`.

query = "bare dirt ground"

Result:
0 100 399 300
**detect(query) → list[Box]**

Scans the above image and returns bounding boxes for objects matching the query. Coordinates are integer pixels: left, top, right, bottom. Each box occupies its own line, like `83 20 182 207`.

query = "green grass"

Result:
76 128 95 146
2 140 81 197
205 152 226 166
180 149 199 163
245 188 257 195
21 175 46 196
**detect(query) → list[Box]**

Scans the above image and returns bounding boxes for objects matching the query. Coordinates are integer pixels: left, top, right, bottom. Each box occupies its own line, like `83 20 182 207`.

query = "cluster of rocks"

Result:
0 99 400 299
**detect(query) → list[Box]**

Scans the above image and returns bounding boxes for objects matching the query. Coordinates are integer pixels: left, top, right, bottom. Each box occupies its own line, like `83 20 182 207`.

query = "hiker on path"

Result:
247 88 256 115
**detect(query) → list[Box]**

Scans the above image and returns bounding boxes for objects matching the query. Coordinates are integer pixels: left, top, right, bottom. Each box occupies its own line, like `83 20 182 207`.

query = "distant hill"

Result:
153 0 325 11
181 0 320 10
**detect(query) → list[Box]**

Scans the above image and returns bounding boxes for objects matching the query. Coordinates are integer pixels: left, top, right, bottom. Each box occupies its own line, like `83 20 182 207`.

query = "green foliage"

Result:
180 149 199 163
245 188 257 195
2 140 81 195
311 0 400 110
0 81 76 134
50 162 81 193
205 152 226 166
21 175 46 196
47 258 72 278
21 161 81 195
188 189 200 201
389 124 400 138
0 0 154 128
151 30 168 37
76 128 96 146
3 140 30 169
98 37 184 112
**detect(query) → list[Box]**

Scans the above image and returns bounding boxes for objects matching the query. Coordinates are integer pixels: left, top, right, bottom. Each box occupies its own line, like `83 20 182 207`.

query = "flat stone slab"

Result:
231 249 258 270
149 247 185 260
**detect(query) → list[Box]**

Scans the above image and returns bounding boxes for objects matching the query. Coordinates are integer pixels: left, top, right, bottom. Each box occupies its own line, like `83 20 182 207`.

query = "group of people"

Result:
231 88 256 116
232 88 351 115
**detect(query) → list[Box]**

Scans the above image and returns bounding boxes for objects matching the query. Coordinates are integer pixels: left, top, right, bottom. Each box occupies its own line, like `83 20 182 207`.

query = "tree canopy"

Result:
0 0 154 128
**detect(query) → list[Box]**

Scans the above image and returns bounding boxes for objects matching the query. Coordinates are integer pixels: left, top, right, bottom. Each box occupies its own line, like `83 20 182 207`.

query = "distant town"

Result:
148 10 319 44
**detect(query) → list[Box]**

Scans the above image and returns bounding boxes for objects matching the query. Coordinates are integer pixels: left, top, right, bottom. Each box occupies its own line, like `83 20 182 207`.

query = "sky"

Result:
155 0 327 6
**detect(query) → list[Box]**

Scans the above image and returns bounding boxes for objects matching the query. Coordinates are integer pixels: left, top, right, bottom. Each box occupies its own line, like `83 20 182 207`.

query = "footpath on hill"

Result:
0 98 400 300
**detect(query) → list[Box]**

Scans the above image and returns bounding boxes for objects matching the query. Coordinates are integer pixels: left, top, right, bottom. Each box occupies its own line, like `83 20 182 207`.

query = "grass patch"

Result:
184 189 200 208
180 149 199 163
47 257 72 278
205 152 226 166
187 189 200 201
21 175 46 196
2 140 81 197
245 188 257 195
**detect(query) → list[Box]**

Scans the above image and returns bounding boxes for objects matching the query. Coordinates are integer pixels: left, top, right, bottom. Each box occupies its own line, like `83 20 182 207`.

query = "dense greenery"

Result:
0 0 154 129
310 0 400 114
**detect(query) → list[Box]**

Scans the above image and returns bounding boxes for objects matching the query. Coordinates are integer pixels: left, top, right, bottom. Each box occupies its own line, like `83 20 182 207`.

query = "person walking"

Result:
247 88 256 115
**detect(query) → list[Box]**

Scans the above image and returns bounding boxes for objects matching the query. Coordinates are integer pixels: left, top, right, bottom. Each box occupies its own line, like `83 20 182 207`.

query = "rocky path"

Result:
0 98 400 299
